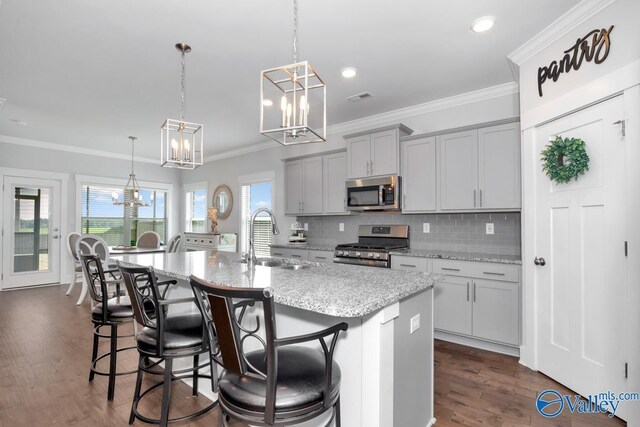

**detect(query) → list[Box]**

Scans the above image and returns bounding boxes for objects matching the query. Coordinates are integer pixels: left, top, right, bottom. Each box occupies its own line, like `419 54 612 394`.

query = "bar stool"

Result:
78 253 137 401
118 262 216 427
190 275 348 426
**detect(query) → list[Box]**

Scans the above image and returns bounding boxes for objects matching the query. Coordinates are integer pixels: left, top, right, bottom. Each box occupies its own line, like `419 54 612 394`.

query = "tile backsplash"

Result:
293 212 521 256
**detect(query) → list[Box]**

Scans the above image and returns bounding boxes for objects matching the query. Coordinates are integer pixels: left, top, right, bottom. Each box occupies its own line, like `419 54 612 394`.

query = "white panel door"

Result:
346 135 371 179
301 157 323 214
439 130 478 210
284 160 303 215
402 137 437 212
2 176 62 288
323 152 348 214
535 96 627 403
370 130 398 177
472 279 519 345
478 123 521 209
434 276 472 335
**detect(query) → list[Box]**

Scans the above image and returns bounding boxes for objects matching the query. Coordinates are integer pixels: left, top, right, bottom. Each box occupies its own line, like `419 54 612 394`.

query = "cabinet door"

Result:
439 130 478 210
434 275 472 335
301 157 323 214
478 123 521 209
346 135 371 179
323 152 349 214
284 160 303 215
472 279 519 345
370 130 398 176
401 137 437 212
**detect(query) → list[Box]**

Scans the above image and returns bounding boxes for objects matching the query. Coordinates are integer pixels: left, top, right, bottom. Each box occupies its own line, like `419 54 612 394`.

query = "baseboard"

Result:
435 330 520 357
1 282 61 291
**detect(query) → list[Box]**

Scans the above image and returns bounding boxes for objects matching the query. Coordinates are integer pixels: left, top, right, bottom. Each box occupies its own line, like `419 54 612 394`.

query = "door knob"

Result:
52 235 60 239
534 257 546 266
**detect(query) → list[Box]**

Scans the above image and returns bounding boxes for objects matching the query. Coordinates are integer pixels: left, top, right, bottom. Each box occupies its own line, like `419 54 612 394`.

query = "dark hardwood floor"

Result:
0 285 627 426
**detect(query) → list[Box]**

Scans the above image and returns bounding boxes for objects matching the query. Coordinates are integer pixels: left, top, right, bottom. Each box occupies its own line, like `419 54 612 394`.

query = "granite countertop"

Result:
115 251 439 318
270 243 336 251
389 248 522 265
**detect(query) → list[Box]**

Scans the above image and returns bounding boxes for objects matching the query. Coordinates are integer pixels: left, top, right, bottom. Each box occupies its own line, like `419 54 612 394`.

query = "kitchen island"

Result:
115 250 440 427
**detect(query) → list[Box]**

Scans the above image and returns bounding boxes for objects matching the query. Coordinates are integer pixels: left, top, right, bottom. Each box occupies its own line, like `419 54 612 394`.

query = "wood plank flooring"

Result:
0 285 628 426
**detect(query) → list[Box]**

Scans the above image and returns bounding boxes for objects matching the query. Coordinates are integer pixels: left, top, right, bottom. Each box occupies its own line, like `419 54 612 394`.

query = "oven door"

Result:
347 185 382 210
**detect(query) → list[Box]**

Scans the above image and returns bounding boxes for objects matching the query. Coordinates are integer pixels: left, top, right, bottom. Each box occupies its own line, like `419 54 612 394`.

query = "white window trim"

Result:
238 171 276 255
183 181 208 233
75 174 174 241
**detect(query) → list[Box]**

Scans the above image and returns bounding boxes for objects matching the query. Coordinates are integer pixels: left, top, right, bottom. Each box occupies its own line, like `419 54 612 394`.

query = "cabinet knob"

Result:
534 257 546 266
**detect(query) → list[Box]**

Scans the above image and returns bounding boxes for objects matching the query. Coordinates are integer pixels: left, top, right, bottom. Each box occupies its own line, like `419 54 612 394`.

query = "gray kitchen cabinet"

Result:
401 137 437 212
285 160 303 215
472 279 520 345
308 250 334 263
270 247 309 260
345 124 412 179
370 130 399 177
390 255 429 272
346 135 371 179
434 275 473 336
477 123 521 209
323 151 349 214
439 129 478 210
302 157 323 215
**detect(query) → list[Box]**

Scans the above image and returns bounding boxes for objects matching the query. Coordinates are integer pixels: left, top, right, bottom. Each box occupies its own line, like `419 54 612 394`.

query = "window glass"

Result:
185 189 207 232
240 181 273 256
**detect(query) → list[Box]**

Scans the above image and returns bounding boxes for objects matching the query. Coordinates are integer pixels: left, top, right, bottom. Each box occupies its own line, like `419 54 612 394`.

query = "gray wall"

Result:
297 212 521 255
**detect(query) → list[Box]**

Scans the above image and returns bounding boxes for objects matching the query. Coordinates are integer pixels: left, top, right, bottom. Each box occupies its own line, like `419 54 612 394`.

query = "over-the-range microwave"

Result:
346 175 402 211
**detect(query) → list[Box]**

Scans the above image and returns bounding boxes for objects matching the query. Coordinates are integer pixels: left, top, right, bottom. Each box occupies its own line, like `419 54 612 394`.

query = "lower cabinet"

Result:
434 276 472 336
472 279 519 345
269 247 333 263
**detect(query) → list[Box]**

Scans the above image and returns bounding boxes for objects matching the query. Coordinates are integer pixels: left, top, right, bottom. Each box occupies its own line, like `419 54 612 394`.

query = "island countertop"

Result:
114 250 439 318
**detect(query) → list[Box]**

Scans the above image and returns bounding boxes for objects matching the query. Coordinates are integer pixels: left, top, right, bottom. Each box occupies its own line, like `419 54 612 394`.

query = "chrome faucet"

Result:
248 208 280 266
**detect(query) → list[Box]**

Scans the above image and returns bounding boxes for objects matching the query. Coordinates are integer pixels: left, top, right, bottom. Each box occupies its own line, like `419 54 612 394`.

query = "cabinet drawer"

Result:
432 259 474 277
391 256 429 272
308 250 333 263
433 259 520 282
270 248 309 260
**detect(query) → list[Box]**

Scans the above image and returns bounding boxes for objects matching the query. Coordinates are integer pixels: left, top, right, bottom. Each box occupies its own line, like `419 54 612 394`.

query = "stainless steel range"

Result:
334 225 409 268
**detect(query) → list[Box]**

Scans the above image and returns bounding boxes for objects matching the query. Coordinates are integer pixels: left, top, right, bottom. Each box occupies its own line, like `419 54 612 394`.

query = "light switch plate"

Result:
486 223 494 235
304 223 309 231
423 223 430 233
339 223 344 232
410 314 420 333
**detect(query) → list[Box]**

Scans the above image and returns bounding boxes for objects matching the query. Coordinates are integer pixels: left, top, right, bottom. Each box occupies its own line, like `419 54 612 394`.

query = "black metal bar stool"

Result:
118 262 217 427
190 275 348 427
79 253 138 401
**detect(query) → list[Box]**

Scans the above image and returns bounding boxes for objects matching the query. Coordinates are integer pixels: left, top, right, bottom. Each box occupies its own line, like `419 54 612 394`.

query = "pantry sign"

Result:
537 25 614 97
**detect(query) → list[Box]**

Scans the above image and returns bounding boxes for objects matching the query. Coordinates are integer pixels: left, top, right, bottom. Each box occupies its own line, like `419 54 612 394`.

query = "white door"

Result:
439 130 478 210
370 130 398 177
2 176 62 289
284 160 303 215
535 96 627 405
301 157 323 214
402 137 437 212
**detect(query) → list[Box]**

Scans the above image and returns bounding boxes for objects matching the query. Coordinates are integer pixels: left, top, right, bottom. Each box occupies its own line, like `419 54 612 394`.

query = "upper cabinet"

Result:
284 157 323 216
345 124 413 179
284 160 303 215
401 137 437 213
438 122 521 211
323 151 349 215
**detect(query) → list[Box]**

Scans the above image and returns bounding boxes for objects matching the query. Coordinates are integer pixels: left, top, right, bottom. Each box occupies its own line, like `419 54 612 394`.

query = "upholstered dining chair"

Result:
165 233 183 253
76 234 120 305
136 231 161 249
65 232 82 296
190 275 348 427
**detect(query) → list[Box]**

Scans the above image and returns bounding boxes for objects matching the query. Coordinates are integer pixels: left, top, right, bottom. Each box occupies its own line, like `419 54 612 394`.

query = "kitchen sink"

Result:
280 264 309 270
255 259 283 267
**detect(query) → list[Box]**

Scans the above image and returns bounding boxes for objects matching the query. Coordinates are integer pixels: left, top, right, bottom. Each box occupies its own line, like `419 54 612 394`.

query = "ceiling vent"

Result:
346 92 373 102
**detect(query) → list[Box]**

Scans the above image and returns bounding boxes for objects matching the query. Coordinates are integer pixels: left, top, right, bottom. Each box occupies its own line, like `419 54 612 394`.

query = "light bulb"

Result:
341 67 358 78
184 139 190 150
471 16 495 33
262 99 273 107
171 139 178 149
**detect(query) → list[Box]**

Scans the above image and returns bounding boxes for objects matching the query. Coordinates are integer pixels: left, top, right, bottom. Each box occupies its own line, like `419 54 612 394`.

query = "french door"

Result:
534 96 628 414
2 176 62 289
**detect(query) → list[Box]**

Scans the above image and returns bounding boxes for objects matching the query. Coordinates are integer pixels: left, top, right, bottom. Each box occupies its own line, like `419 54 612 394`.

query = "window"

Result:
240 181 273 257
185 188 207 232
81 184 168 246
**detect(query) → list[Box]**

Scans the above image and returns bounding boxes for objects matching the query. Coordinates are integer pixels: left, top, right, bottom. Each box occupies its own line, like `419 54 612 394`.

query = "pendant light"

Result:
161 43 204 169
112 136 151 207
260 0 326 145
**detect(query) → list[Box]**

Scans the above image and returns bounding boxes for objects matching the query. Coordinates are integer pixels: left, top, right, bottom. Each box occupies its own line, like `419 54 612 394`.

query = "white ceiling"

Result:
0 0 580 160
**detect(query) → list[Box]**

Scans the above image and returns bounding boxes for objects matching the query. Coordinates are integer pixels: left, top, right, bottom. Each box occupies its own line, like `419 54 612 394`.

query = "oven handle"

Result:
379 186 384 206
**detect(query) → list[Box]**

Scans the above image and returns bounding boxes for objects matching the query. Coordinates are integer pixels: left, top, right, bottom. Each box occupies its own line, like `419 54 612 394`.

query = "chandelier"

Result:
161 43 204 169
112 136 151 207
260 0 326 145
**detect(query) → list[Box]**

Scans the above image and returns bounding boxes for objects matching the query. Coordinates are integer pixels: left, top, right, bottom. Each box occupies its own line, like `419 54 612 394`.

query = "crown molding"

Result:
0 134 158 164
201 81 519 163
508 0 617 66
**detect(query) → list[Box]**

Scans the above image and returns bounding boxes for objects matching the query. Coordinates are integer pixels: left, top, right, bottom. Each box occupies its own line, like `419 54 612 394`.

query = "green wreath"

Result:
541 136 590 184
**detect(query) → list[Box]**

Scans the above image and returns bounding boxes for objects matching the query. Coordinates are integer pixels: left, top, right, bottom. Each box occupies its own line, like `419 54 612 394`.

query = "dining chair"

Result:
76 234 120 305
65 232 82 296
136 231 161 249
165 233 183 253
190 275 348 426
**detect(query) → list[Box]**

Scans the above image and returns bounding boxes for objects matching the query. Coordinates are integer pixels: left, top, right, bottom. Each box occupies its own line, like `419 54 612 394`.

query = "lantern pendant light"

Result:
161 43 204 169
112 136 151 207
260 0 326 145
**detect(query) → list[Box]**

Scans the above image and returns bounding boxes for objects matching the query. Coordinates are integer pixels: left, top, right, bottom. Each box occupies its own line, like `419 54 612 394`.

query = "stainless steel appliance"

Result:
346 175 401 211
334 225 409 268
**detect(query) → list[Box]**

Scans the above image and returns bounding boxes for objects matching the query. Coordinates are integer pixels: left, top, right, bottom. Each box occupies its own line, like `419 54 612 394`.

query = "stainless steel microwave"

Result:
346 176 402 211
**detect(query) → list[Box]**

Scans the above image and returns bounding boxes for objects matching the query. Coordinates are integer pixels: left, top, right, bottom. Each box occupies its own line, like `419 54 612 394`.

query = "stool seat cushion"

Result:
219 346 341 412
91 297 135 322
137 314 204 353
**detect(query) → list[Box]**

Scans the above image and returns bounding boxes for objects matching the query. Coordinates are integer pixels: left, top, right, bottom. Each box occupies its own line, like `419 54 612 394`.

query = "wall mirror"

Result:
212 184 233 220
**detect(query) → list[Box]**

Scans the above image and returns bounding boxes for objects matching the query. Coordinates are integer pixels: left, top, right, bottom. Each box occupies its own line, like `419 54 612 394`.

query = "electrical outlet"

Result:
423 223 430 233
486 223 494 235
339 223 344 232
304 223 309 231
410 314 420 333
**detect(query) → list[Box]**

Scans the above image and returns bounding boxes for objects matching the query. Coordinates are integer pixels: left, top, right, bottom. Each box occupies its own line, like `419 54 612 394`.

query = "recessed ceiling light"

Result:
262 99 274 107
341 67 358 78
471 16 495 33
